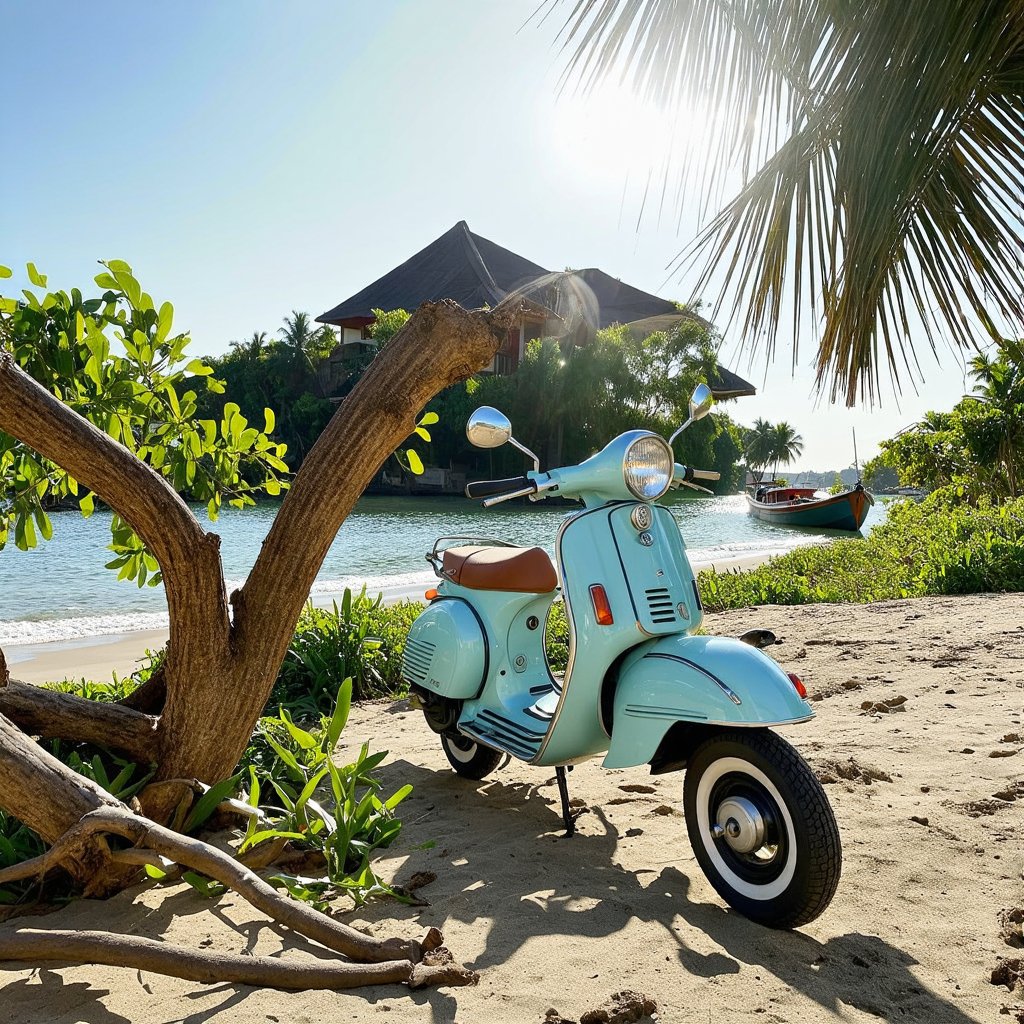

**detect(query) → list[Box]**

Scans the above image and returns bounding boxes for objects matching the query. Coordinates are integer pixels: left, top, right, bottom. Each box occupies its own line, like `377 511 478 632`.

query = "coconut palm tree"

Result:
551 2 1024 406
770 423 804 480
229 330 269 362
744 418 776 482
967 350 1024 494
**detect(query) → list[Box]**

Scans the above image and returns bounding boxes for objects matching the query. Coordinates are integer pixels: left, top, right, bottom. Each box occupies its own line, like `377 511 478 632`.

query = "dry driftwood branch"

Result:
14 805 444 965
0 928 476 990
0 679 158 761
0 804 476 990
0 713 123 882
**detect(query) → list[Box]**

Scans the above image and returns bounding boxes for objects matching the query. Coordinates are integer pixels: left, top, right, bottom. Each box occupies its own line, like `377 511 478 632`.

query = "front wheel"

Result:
440 732 503 780
683 730 841 928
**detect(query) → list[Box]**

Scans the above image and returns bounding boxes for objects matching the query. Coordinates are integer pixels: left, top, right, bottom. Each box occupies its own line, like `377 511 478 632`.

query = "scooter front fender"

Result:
602 634 813 769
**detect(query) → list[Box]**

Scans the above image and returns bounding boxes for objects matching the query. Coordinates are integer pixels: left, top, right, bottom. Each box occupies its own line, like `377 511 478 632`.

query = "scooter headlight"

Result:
623 434 673 500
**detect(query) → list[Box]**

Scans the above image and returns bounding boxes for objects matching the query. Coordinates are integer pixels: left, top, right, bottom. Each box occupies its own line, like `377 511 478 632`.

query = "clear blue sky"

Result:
2 1 974 470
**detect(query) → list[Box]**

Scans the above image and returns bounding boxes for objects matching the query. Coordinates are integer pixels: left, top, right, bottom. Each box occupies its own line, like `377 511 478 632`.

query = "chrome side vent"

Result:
402 637 436 684
645 587 677 624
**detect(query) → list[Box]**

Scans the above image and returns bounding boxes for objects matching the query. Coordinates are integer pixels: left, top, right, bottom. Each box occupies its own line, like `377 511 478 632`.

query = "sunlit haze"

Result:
2 1 974 470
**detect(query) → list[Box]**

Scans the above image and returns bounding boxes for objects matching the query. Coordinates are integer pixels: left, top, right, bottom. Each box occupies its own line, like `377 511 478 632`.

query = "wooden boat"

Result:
746 482 874 531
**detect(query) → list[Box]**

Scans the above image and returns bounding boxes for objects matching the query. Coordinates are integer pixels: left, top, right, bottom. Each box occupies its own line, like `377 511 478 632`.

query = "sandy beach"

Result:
0 593 1021 1023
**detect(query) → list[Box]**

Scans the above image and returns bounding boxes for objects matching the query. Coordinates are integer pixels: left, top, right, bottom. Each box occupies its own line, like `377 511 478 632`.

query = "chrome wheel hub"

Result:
712 796 766 854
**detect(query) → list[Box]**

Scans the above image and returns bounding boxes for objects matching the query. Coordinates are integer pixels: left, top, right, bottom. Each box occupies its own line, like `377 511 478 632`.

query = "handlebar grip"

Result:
465 476 534 499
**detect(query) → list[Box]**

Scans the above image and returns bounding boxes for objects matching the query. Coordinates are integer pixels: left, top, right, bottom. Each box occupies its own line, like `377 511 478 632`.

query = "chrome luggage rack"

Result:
426 535 517 578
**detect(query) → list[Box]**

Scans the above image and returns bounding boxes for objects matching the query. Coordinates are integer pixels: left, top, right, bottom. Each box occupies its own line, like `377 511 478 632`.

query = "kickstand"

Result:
555 765 576 837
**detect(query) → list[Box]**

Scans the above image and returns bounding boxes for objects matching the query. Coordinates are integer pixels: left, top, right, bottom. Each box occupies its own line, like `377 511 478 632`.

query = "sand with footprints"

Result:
1 594 1022 1023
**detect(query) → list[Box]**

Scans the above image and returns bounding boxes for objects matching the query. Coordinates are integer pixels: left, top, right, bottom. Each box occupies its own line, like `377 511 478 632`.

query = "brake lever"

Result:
677 479 714 495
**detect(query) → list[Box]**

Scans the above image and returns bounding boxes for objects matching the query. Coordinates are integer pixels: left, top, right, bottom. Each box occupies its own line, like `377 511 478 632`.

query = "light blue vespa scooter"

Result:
404 386 840 928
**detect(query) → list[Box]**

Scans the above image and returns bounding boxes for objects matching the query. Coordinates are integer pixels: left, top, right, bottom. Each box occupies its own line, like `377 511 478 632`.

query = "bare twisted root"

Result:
0 806 475 991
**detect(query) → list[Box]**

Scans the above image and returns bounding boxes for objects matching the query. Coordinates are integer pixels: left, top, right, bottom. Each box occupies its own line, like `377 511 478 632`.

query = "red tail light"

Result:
589 584 614 626
787 672 808 699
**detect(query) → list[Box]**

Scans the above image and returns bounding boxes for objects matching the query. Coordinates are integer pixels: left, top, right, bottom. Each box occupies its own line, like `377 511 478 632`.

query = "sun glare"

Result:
548 85 698 194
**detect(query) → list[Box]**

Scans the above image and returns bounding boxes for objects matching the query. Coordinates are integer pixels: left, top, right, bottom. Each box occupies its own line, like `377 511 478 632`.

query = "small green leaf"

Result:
406 449 424 475
184 772 244 833
0 265 12 278
419 411 439 425
26 263 46 288
384 784 413 810
264 407 275 434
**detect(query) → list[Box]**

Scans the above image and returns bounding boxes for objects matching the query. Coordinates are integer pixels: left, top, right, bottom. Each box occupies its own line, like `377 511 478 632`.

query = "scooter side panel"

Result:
402 598 487 699
602 634 814 769
532 504 671 766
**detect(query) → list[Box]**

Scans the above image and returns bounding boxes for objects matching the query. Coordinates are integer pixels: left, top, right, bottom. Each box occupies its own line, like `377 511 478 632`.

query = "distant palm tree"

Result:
744 418 776 481
968 351 1024 495
279 312 338 396
229 330 269 361
551 1 1024 405
770 423 804 480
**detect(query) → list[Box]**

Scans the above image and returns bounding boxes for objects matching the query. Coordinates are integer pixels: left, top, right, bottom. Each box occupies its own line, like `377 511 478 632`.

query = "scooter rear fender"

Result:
602 634 813 770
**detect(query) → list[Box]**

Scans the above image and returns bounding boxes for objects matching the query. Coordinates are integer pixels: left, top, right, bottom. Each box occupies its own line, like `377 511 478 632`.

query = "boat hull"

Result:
746 488 873 531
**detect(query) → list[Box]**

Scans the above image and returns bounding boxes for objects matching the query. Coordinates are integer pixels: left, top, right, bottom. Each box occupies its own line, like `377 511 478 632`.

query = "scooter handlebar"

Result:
673 464 721 483
465 475 536 499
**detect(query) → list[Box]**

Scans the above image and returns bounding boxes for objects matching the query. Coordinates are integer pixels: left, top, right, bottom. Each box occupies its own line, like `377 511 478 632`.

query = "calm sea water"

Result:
0 493 891 646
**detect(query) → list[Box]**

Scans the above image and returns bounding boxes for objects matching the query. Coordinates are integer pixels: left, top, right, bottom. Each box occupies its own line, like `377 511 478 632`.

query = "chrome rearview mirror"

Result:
668 383 715 446
466 406 541 471
466 406 512 449
689 383 714 422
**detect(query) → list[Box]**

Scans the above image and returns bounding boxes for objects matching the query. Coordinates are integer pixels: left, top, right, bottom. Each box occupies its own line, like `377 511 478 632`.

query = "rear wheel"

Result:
683 729 841 928
440 732 503 780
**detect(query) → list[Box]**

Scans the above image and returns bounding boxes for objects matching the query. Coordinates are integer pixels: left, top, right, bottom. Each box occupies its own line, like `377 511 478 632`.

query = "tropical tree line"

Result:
864 349 1024 500
202 307 753 493
195 312 337 467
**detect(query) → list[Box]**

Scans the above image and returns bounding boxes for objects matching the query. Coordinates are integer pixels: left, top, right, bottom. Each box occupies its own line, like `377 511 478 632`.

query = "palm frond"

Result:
551 0 1024 404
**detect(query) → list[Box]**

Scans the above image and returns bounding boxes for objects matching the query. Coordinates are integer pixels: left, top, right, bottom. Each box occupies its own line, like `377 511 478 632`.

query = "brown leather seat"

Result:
442 545 558 594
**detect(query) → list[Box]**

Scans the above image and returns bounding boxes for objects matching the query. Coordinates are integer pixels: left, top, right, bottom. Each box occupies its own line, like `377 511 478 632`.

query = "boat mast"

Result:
853 428 860 484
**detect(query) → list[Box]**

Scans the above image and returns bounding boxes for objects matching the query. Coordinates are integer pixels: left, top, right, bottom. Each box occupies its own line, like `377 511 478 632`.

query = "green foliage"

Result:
237 682 412 909
544 599 570 673
744 419 804 481
862 456 901 492
0 814 46 905
878 350 1023 499
699 489 1024 610
368 307 411 345
555 3 1024 405
270 588 421 714
0 262 289 582
422 315 747 490
827 474 845 495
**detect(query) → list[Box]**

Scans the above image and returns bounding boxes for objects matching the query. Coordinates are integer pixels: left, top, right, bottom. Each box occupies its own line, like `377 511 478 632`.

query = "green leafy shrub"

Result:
270 589 422 713
699 489 1024 610
236 680 413 909
545 599 570 673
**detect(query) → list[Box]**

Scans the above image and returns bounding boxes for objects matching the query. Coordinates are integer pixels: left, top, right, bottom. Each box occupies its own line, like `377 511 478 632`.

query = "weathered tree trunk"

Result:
0 299 512 888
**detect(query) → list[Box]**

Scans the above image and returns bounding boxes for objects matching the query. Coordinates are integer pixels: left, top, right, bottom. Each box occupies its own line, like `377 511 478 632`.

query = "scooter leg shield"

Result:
603 634 814 770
